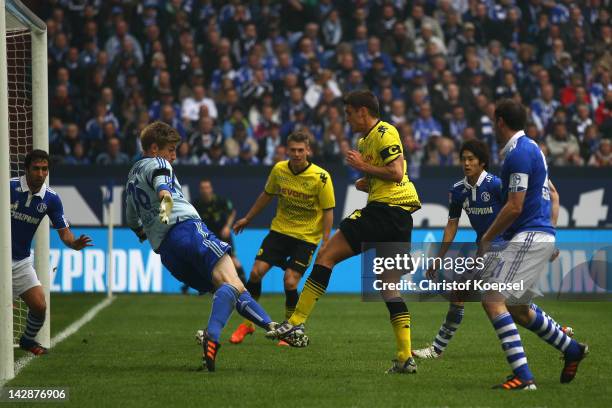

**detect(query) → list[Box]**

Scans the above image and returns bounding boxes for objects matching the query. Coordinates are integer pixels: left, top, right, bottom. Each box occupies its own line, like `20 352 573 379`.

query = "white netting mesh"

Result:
6 28 32 346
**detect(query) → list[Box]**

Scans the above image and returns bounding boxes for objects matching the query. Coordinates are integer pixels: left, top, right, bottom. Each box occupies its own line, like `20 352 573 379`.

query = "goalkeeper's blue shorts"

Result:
158 219 231 293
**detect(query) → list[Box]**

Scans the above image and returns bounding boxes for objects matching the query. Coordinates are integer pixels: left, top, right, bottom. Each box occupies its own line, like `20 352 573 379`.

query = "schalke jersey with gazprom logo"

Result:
448 171 504 242
500 131 555 240
10 176 68 260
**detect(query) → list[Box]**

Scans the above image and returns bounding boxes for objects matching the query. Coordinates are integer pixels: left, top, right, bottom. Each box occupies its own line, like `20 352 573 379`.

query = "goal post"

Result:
0 0 47 382
28 0 50 349
0 0 15 384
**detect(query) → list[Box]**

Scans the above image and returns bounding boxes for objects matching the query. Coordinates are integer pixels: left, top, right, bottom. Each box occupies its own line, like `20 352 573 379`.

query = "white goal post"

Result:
0 0 47 382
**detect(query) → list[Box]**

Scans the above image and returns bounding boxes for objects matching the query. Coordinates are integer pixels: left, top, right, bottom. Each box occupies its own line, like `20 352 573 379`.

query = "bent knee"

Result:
30 300 46 317
249 262 268 282
314 247 336 268
283 270 301 290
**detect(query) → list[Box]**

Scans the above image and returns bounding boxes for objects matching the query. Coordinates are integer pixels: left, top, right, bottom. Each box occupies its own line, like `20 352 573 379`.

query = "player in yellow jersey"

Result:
229 131 335 345
267 90 422 373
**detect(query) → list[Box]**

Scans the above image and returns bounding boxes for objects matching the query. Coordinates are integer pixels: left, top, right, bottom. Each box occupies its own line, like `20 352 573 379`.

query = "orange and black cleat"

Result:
561 343 589 384
229 323 255 344
202 331 221 372
492 375 537 390
19 336 49 356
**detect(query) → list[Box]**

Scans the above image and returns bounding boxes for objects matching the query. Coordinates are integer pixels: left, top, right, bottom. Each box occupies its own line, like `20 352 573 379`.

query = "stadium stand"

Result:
35 0 611 168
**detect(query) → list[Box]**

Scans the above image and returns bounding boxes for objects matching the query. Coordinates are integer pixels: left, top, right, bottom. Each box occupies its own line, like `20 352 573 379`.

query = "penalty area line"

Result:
9 296 115 382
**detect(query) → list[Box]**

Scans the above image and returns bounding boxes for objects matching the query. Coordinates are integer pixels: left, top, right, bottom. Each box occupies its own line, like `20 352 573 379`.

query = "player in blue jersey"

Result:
479 99 588 390
412 140 502 359
11 150 93 355
412 140 571 360
125 121 277 372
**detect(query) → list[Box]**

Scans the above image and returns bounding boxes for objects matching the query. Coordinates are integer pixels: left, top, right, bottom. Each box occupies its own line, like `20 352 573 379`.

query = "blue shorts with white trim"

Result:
158 219 231 293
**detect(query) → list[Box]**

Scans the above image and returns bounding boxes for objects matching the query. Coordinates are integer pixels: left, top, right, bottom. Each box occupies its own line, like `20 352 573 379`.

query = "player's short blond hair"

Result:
140 121 181 151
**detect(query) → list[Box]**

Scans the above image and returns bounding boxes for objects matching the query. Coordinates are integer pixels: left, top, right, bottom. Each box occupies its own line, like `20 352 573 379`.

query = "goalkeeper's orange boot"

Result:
19 336 48 356
230 323 255 344
202 331 220 372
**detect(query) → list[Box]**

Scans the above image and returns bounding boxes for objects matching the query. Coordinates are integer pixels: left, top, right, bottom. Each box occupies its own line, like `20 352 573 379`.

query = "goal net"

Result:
6 27 32 346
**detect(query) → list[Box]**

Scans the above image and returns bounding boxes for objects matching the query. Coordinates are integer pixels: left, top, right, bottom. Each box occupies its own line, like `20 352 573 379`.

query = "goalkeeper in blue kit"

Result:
125 121 277 371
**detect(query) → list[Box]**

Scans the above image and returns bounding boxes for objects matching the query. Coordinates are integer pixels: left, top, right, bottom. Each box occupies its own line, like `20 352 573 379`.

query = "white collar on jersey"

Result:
463 170 488 190
463 170 488 201
500 130 525 158
20 175 47 199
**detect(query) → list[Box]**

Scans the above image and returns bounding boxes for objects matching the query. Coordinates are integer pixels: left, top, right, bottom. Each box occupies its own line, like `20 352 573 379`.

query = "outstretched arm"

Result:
233 191 274 234
57 227 93 250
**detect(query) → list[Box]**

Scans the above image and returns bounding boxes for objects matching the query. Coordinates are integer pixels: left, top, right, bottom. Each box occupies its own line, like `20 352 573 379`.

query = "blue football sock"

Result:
236 291 272 329
493 312 534 381
206 284 239 342
432 303 464 354
527 304 581 357
23 310 45 340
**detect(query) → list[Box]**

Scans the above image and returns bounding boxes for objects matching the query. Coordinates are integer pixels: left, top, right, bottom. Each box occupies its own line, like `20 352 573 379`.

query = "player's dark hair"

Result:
24 149 49 169
494 99 527 131
200 178 211 184
459 140 490 170
140 121 181 151
287 130 311 146
343 90 380 118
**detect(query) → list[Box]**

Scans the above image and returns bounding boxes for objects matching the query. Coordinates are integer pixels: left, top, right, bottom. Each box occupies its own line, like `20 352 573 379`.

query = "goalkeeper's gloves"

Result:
159 194 173 224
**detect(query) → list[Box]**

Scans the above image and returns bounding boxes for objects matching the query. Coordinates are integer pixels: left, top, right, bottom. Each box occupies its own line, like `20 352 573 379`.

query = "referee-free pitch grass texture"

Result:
8 294 612 407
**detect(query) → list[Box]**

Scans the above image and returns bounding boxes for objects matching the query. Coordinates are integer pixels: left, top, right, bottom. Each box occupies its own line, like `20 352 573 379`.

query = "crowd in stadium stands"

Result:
42 0 612 171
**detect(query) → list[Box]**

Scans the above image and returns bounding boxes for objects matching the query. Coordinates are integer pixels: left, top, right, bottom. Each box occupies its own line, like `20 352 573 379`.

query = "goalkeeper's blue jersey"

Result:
125 157 200 251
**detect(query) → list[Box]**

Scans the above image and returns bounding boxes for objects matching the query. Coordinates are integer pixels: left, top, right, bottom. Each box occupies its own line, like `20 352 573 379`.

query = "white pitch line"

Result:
10 296 115 381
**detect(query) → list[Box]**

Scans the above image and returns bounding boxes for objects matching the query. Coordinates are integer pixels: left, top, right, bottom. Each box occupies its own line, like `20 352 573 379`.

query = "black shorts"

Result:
255 230 317 274
339 201 414 254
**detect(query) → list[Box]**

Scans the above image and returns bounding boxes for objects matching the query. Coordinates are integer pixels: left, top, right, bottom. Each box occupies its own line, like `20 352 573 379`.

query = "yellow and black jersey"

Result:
264 160 335 244
357 120 421 211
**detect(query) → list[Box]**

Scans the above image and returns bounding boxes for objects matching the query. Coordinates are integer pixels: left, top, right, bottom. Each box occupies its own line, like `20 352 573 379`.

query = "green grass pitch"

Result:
7 294 612 407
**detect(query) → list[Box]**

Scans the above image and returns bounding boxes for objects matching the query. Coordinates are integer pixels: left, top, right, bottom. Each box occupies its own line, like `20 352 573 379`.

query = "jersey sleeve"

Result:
125 182 142 231
47 195 69 229
448 187 462 219
504 152 531 193
264 164 280 195
377 124 403 165
318 171 335 210
146 157 174 194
